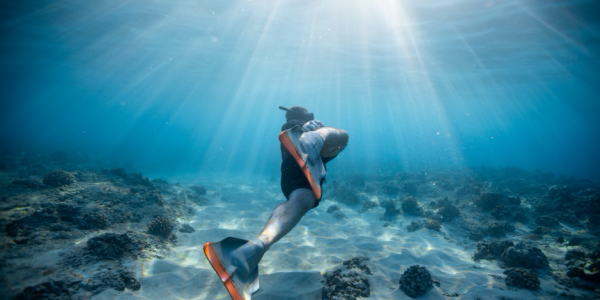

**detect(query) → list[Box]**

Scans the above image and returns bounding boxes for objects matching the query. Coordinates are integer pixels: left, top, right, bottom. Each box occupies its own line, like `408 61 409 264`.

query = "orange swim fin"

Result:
279 126 326 200
203 237 259 300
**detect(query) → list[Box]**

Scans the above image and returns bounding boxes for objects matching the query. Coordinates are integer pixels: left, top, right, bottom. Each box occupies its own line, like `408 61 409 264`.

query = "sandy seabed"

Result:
2 158 599 300
90 177 596 300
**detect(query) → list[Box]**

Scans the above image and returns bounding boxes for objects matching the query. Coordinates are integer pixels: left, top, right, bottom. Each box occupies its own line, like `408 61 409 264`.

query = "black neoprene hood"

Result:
279 106 314 123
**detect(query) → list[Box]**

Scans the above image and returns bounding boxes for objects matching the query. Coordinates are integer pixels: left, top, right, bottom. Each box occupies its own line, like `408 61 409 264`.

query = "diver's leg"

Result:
228 188 315 278
256 188 316 250
315 127 349 158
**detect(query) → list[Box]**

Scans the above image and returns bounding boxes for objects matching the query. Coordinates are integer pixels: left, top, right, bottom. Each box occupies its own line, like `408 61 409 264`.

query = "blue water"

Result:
1 0 599 181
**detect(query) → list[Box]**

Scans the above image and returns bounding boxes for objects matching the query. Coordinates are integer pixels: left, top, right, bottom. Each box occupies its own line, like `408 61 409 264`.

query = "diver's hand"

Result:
302 120 325 132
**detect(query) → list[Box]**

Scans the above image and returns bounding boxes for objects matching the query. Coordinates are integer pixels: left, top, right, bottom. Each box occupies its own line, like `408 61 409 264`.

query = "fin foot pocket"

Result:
204 237 260 300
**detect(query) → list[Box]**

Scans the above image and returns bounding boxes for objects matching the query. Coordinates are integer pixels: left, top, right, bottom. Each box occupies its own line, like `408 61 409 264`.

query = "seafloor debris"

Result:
535 215 559 227
399 265 433 298
474 192 504 211
147 216 174 237
186 193 208 206
87 233 135 260
566 249 586 261
358 200 378 213
11 178 44 189
532 226 552 235
425 219 441 231
437 201 460 221
43 169 75 187
486 220 514 237
146 192 164 206
504 268 540 290
76 212 110 230
565 249 600 283
343 256 372 275
407 221 423 232
402 181 420 195
151 178 168 185
332 211 347 220
332 181 362 207
327 205 347 220
491 204 528 223
108 167 127 178
126 172 151 186
327 205 340 213
86 269 141 292
14 280 73 300
348 173 366 190
190 185 207 195
473 240 514 261
179 223 195 233
322 256 371 300
380 199 401 220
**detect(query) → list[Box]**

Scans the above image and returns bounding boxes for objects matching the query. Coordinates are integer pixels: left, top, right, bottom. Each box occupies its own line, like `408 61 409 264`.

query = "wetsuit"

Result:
280 119 336 207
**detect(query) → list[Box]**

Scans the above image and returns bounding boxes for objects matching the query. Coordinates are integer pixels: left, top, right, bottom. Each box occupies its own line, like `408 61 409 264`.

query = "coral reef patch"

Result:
322 256 371 300
0 154 200 299
399 265 433 298
504 268 540 290
501 242 549 269
147 216 174 238
43 170 75 187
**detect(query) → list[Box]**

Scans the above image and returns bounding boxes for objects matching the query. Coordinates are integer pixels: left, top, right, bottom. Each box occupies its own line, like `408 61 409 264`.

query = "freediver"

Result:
204 106 349 299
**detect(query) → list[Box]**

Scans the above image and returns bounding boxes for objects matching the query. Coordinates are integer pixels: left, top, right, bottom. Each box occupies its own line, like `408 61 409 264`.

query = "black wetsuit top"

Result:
280 119 336 207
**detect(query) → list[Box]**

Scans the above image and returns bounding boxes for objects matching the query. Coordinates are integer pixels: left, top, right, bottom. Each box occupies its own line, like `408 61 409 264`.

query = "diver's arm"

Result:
302 120 325 132
317 127 348 158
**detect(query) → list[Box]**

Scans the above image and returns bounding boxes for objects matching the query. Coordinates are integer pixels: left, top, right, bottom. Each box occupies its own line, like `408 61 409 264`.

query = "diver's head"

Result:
279 106 314 123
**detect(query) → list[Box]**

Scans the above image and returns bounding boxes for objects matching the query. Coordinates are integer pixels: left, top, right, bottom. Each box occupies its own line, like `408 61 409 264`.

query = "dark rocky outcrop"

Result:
87 233 135 260
342 256 372 275
43 170 75 187
407 221 423 232
474 192 503 211
473 240 514 261
501 242 549 269
486 221 514 237
85 269 141 292
147 216 173 238
327 205 340 213
108 168 127 178
190 185 207 195
504 268 540 290
11 178 44 189
322 257 371 300
491 204 528 223
76 212 110 230
401 196 424 216
126 173 151 187
179 224 195 233
358 201 378 213
399 265 433 298
380 200 401 220
15 280 74 300
437 203 460 222
425 219 441 231
535 215 559 227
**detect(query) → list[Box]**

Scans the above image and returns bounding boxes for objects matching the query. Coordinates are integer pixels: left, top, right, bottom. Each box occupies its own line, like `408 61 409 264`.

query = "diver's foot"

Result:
230 238 266 279
279 126 326 199
204 237 262 300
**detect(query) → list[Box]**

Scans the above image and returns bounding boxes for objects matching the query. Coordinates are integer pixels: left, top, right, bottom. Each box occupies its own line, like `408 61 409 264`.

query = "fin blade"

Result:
279 129 322 199
204 240 248 300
